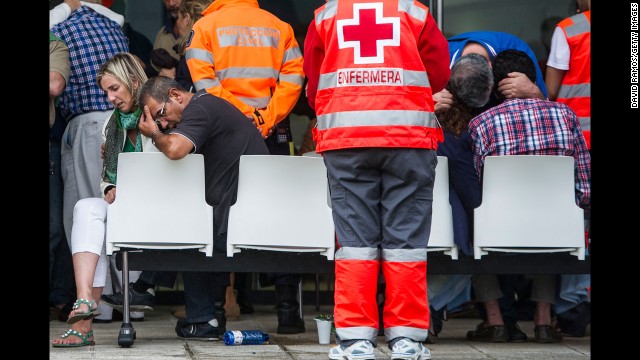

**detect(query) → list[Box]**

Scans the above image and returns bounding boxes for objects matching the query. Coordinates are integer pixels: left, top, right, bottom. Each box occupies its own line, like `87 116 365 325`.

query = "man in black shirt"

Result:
138 76 269 340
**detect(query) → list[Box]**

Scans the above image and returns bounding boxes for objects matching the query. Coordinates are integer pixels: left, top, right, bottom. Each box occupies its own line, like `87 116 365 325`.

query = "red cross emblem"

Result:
337 3 400 64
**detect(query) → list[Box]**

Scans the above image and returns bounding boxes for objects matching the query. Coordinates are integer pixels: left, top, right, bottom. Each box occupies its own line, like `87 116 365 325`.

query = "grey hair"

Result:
449 53 494 108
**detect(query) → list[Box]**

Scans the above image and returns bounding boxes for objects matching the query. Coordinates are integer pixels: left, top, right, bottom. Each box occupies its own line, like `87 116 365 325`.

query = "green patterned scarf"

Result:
102 108 143 185
118 107 142 130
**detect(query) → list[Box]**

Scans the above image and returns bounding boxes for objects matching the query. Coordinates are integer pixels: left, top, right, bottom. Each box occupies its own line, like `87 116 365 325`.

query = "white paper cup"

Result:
315 319 332 344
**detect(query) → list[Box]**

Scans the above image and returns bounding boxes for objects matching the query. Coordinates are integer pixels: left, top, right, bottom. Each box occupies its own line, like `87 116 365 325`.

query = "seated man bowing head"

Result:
137 76 269 340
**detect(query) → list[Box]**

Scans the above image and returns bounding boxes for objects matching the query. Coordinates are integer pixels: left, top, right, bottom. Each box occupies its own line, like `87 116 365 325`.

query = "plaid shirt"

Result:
468 98 591 209
51 6 129 120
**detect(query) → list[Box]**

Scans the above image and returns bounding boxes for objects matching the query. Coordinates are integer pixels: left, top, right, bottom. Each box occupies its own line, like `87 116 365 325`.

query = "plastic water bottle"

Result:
223 330 270 345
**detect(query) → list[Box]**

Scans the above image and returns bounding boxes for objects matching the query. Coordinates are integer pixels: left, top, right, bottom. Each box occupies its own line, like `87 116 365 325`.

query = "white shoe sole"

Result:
329 355 376 360
391 353 431 360
329 349 376 360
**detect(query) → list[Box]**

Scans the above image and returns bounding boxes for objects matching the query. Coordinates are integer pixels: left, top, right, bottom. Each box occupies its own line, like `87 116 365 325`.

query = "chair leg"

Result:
122 253 130 324
117 251 136 347
298 278 304 320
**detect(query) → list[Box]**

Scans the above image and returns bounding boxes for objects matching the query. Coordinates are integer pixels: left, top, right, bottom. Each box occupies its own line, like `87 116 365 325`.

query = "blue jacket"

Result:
437 131 481 256
447 31 548 99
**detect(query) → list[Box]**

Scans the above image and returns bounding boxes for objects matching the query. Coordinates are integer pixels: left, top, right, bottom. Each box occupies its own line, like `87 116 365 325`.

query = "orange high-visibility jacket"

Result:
186 0 304 136
557 11 591 149
310 0 447 153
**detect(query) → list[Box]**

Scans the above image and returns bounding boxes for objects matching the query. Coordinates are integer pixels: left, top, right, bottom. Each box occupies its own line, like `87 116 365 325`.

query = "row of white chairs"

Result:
107 152 585 262
104 152 585 346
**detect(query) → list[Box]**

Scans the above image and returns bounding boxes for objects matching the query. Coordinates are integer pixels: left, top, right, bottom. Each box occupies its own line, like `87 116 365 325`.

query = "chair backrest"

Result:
428 156 458 259
473 155 585 259
301 151 331 207
226 155 335 260
106 152 214 256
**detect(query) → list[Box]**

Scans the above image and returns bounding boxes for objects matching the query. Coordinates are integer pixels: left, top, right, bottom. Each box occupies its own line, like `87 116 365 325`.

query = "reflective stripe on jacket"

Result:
186 0 304 135
557 11 590 148
311 0 447 152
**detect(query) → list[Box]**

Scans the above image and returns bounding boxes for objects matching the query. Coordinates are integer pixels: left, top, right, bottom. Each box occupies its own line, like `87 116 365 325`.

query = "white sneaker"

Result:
328 340 376 360
391 338 431 360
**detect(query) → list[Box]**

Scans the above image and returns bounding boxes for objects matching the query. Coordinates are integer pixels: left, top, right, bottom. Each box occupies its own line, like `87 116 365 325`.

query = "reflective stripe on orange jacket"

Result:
557 11 590 149
309 0 448 153
186 0 304 137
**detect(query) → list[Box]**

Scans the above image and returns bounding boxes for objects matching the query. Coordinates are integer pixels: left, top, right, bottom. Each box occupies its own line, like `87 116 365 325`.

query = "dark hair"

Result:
492 49 536 85
491 49 536 102
139 76 188 106
150 48 179 70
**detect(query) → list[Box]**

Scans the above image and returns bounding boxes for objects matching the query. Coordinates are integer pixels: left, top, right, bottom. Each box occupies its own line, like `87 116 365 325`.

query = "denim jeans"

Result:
555 214 591 314
49 139 75 306
428 274 472 312
555 274 590 314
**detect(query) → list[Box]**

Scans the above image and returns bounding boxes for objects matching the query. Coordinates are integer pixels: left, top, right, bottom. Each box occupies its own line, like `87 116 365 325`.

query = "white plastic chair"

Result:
226 155 335 260
106 152 214 256
473 155 585 260
104 152 214 346
428 156 458 259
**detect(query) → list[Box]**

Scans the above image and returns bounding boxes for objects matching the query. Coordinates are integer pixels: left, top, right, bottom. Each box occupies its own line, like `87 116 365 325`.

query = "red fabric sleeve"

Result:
417 12 450 93
303 20 324 112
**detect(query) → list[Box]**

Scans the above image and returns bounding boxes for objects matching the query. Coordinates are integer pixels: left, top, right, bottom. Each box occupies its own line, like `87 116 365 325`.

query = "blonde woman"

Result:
52 53 157 347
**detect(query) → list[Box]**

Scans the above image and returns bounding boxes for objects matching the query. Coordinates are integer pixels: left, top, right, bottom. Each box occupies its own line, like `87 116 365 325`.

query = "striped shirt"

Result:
51 6 129 120
468 98 591 208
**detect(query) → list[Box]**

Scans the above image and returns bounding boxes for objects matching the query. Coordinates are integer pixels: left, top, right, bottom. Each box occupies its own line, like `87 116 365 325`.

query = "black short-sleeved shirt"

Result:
170 90 269 234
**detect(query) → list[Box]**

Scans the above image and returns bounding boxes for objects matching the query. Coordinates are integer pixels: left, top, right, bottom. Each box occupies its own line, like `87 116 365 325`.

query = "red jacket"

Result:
304 0 450 153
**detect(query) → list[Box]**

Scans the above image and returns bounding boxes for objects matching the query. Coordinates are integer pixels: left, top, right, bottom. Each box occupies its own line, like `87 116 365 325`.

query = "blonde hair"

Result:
178 0 213 55
96 52 148 108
